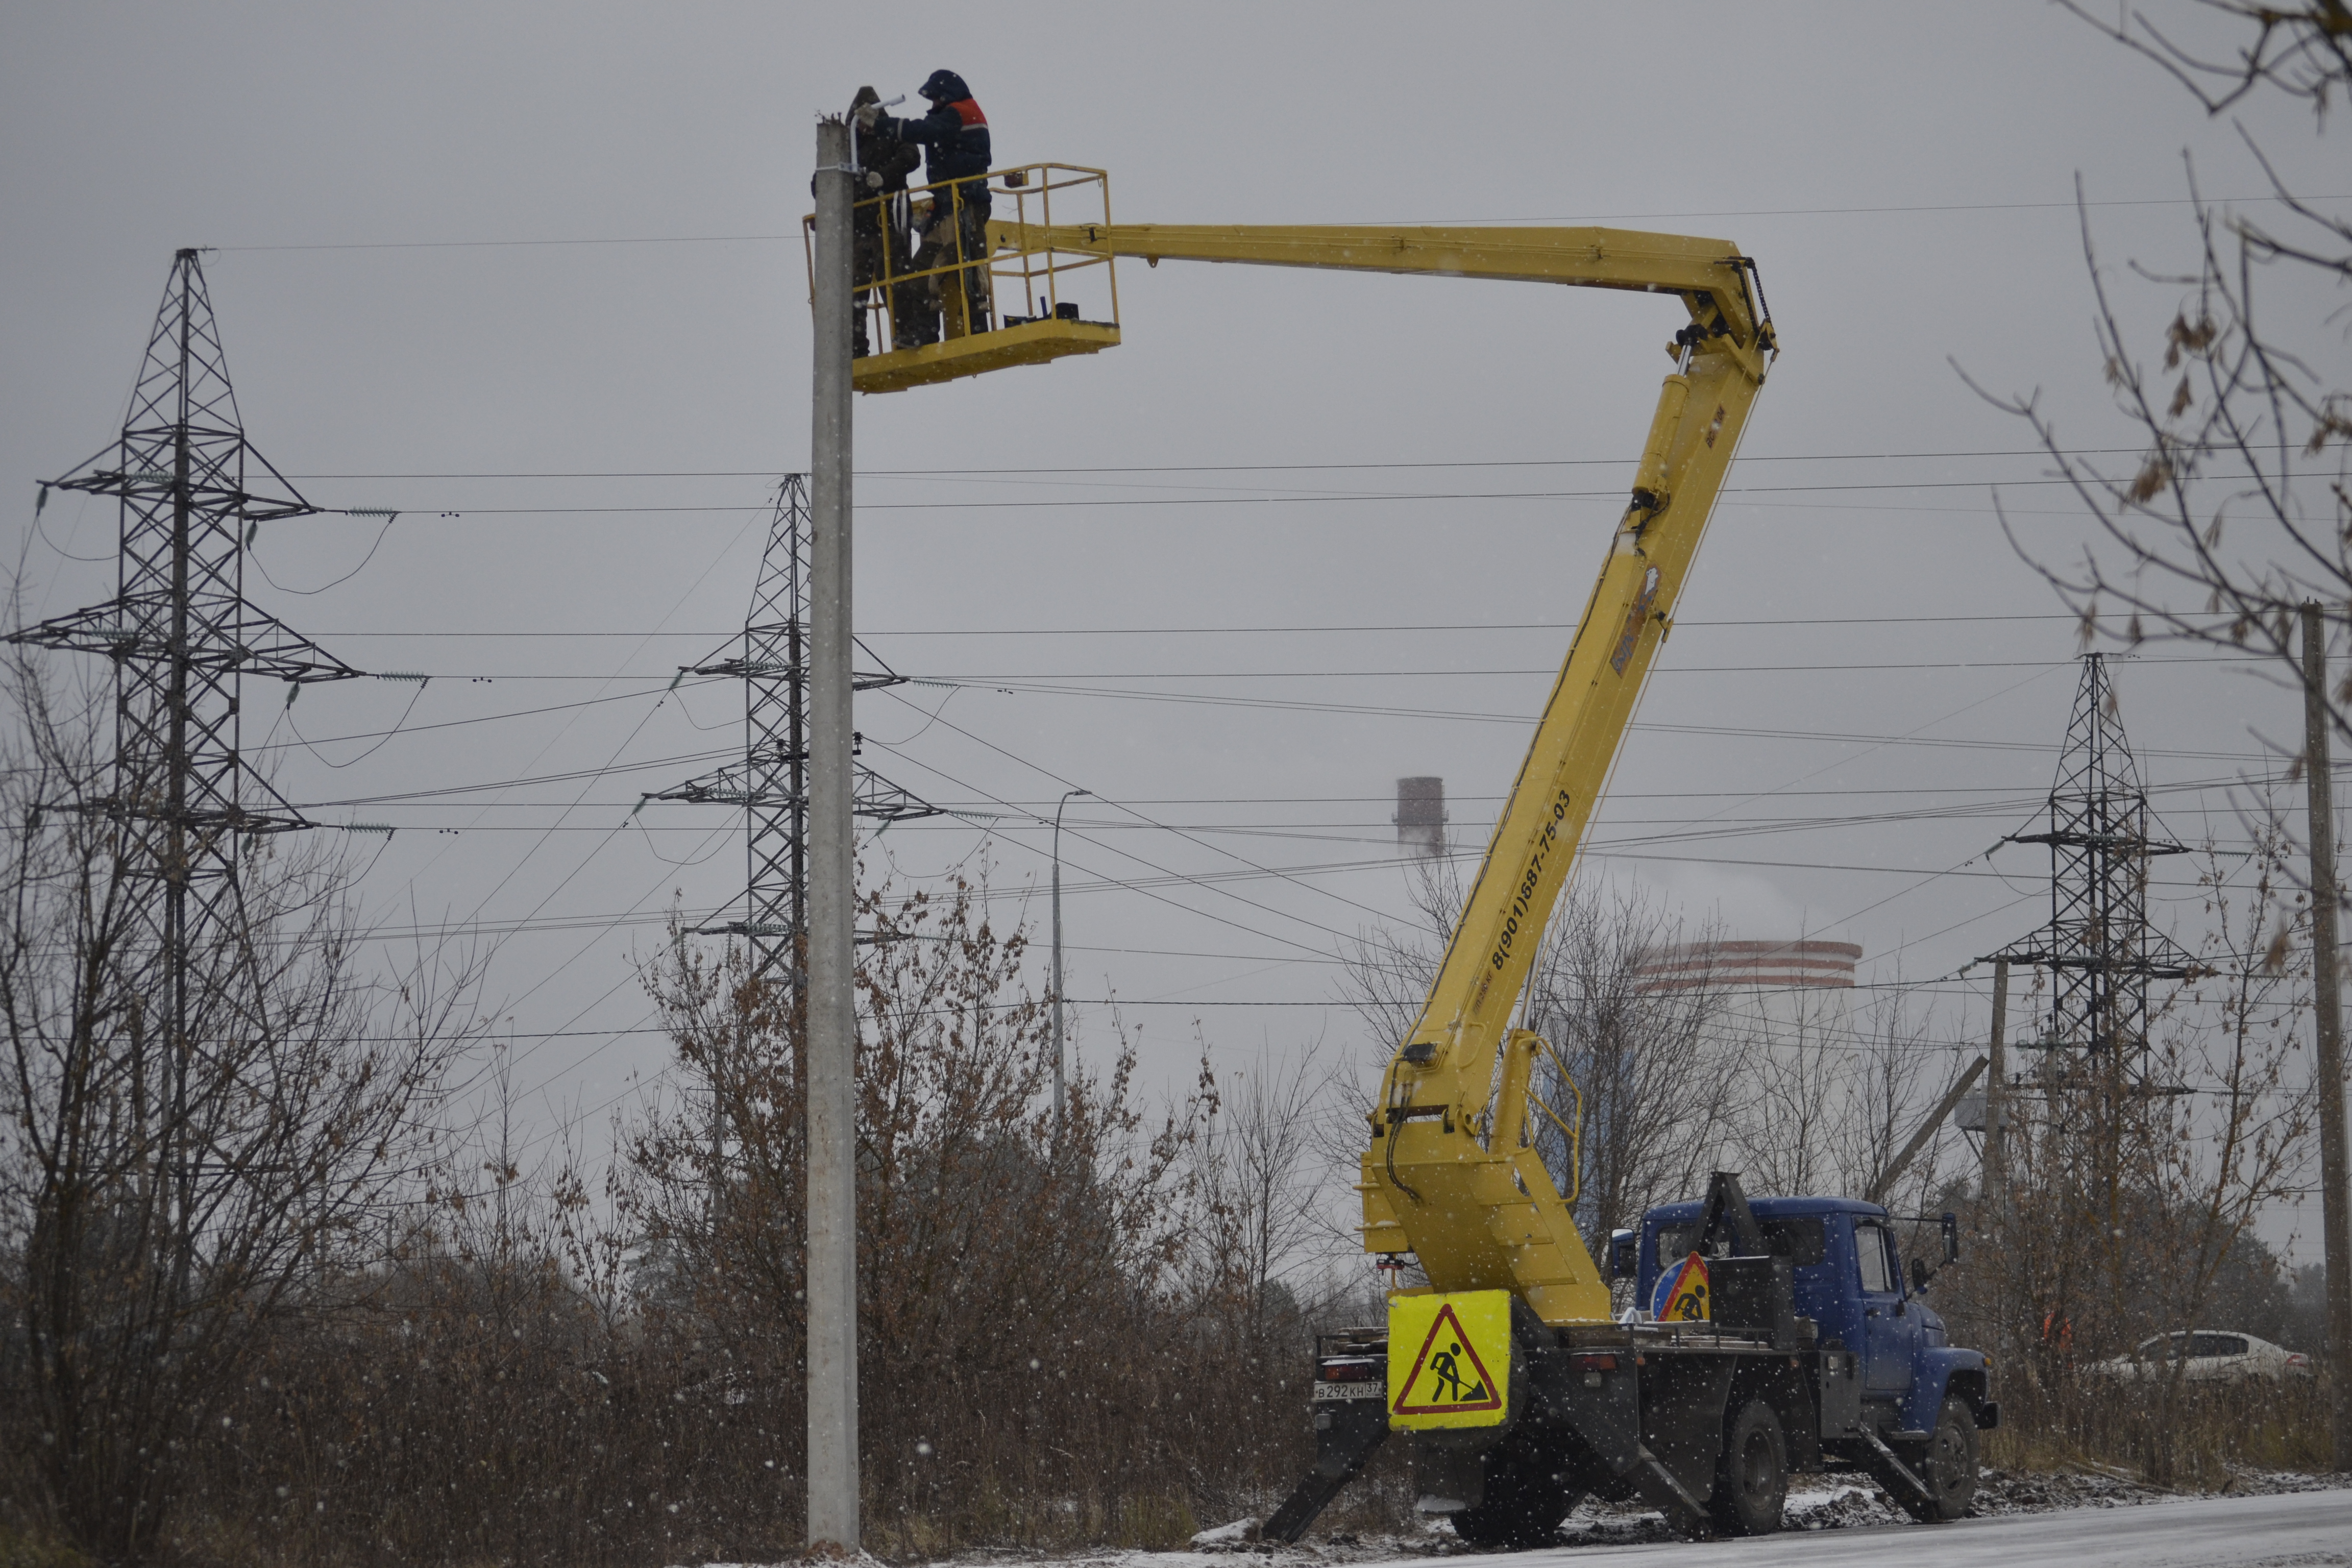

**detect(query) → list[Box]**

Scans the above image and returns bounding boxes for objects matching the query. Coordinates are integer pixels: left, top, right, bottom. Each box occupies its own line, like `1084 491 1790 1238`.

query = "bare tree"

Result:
1183 1040 1348 1330
1836 984 1970 1210
1336 854 1465 1082
1981 4 2352 742
0 649 480 1560
1723 984 1854 1200
1524 885 1742 1254
1342 867 1745 1267
2065 2 2352 119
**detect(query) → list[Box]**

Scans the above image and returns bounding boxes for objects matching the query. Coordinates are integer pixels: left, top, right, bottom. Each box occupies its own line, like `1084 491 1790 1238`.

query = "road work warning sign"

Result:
1386 1290 1510 1430
1653 1252 1710 1321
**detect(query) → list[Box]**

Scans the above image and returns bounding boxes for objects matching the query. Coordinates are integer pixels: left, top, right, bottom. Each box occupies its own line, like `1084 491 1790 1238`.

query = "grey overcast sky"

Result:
5 4 2345 1251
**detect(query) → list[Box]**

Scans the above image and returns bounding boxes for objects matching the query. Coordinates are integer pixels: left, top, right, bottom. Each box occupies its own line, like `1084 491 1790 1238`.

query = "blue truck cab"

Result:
1633 1194 1995 1441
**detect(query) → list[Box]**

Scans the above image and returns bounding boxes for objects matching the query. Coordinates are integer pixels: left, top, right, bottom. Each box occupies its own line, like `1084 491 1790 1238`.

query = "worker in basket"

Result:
847 86 924 355
862 69 993 338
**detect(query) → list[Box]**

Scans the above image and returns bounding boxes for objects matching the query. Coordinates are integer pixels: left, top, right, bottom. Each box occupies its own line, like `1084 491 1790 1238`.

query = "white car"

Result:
2092 1330 2312 1384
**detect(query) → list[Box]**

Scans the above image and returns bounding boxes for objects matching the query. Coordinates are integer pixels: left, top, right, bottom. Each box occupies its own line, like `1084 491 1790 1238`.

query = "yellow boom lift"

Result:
814 164 1839 1539
819 165 1775 1312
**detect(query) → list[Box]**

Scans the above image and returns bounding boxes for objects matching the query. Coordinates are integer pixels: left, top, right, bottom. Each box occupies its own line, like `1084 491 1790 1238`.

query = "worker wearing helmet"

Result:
846 85 925 353
862 70 993 336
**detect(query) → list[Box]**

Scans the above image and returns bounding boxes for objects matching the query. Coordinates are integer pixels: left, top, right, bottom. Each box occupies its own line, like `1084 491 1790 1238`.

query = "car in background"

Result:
2090 1330 2312 1384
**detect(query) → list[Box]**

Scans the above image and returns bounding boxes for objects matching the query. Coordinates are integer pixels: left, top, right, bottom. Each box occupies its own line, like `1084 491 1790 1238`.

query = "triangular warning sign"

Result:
1390 1302 1504 1416
1653 1252 1710 1322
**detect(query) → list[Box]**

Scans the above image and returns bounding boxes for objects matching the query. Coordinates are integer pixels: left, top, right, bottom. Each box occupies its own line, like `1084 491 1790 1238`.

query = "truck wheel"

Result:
1707 1399 1787 1537
1452 1442 1578 1551
1896 1397 1978 1522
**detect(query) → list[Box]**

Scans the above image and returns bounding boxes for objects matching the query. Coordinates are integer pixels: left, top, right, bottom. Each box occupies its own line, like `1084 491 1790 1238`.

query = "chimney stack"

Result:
1394 776 1446 859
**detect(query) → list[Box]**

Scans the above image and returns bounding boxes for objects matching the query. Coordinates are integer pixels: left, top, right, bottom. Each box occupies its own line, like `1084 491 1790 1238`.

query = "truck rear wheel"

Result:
1896 1396 1978 1522
1451 1441 1579 1551
1707 1399 1787 1537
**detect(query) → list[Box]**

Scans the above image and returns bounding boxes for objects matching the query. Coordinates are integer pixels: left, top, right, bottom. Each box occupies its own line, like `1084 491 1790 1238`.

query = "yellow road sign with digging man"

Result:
1387 1290 1511 1430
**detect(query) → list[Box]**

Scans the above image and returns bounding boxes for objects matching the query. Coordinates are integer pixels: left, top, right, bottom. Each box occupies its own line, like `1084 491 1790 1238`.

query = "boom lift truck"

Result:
817 162 1994 1546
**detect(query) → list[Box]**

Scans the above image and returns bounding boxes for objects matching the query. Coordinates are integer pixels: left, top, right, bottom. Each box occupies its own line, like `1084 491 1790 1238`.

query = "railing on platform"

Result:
804 162 1121 394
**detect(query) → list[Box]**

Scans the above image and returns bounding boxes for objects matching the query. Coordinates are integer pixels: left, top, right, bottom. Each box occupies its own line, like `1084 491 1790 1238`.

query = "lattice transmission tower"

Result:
1977 652 2211 1326
1989 652 2196 1075
8 249 363 1269
644 475 936 987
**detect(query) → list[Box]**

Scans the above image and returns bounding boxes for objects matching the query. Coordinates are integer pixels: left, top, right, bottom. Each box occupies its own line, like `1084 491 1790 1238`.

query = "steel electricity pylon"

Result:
642 475 935 988
8 248 363 1283
1982 651 2198 1318
1988 652 2197 1070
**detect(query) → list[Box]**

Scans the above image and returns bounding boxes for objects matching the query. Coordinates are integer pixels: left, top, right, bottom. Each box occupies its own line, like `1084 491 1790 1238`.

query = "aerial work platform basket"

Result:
804 162 1121 394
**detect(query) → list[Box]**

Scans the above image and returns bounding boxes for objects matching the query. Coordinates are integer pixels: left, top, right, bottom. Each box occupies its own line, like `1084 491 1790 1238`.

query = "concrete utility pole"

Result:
806 116 860 1549
1985 958 2009 1206
2302 602 2352 1473
1051 787 1089 1129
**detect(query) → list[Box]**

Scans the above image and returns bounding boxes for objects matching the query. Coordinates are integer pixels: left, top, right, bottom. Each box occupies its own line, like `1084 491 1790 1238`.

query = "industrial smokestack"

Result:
1394 776 1446 859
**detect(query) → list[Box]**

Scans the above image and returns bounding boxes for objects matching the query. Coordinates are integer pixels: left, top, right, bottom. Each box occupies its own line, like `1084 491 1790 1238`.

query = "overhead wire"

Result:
249 510 403 595
257 477 2111 517
847 732 1348 962
301 609 2240 638
176 435 2306 1134
872 683 1433 932
376 654 2269 680
893 674 2287 762
339 497 778 1125
31 327 2323 1172
244 676 732 755
281 444 2160 480
212 191 2352 255
284 679 432 770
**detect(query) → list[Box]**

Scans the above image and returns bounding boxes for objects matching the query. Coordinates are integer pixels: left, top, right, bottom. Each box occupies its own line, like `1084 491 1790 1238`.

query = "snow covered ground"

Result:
692 1473 2352 1568
1505 1488 2349 1568
863 1469 2352 1568
1432 1486 2347 1567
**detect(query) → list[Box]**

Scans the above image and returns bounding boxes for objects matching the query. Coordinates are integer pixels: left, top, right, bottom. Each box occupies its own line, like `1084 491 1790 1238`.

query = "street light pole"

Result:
1052 788 1089 1130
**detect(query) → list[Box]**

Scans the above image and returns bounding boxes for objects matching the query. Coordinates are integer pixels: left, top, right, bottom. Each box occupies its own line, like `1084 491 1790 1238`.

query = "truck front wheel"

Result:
1896 1396 1979 1522
1707 1399 1787 1537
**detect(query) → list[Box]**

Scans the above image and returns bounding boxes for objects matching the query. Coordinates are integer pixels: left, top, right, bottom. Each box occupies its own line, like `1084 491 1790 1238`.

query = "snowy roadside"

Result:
876 1467 2352 1568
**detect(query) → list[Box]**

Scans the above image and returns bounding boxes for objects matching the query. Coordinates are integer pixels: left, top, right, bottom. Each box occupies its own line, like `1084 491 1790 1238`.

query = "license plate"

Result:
1312 1380 1383 1402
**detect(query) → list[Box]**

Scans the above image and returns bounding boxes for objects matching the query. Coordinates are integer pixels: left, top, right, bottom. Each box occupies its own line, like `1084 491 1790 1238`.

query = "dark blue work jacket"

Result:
891 97 991 204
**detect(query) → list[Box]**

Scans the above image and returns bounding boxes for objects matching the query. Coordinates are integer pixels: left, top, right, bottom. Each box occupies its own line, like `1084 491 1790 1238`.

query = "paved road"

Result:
1420 1489 2352 1568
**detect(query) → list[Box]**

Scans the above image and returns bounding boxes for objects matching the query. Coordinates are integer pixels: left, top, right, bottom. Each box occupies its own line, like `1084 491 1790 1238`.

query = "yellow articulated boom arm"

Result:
1009 219 1776 1326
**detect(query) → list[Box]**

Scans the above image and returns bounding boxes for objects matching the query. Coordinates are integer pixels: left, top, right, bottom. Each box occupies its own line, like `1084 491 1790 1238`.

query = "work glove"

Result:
854 102 882 130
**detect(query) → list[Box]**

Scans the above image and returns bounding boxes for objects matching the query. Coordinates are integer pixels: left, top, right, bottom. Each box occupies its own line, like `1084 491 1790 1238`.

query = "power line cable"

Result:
209 192 2352 255
302 610 2235 638
257 477 2111 517
847 739 1347 963
873 685 1443 933
405 652 2273 681
285 445 2139 479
